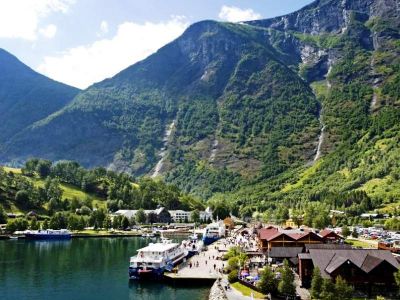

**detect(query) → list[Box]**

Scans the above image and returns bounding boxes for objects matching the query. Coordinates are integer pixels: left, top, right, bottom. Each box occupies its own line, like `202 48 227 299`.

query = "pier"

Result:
164 240 226 282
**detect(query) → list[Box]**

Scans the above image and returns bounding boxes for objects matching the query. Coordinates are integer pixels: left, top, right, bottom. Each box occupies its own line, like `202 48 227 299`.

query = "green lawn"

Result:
346 238 377 249
231 282 265 299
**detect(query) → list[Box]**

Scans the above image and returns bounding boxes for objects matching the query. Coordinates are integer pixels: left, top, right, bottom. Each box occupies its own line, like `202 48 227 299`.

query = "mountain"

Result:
0 49 80 153
1 0 399 206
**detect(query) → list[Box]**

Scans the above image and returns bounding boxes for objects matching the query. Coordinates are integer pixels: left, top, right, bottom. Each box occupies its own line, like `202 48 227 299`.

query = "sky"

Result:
0 0 314 89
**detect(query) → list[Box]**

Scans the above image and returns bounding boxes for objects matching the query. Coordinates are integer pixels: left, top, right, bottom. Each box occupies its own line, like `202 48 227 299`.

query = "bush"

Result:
228 270 239 283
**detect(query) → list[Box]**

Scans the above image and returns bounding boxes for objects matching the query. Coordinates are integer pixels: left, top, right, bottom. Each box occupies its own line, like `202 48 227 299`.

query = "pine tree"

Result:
258 265 278 294
278 260 296 296
311 267 323 299
334 276 353 300
320 279 335 300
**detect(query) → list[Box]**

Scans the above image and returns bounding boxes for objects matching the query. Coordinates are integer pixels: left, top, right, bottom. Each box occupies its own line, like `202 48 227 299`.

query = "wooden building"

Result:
298 249 400 294
257 227 323 251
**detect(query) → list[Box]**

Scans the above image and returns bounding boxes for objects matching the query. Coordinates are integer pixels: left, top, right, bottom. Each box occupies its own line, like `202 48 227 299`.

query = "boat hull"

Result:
25 233 71 240
202 236 220 245
128 267 164 280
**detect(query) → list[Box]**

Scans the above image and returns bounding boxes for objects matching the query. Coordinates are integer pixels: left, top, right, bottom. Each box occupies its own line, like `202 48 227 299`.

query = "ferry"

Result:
128 241 187 279
202 222 226 245
181 239 204 257
25 229 72 240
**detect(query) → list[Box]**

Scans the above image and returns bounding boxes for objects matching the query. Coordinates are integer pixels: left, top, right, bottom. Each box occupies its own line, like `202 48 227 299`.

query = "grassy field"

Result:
231 282 265 299
346 238 378 249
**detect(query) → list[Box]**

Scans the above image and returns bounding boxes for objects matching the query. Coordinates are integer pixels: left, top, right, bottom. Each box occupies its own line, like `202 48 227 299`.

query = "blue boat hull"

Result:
202 236 219 245
128 267 164 280
25 233 71 240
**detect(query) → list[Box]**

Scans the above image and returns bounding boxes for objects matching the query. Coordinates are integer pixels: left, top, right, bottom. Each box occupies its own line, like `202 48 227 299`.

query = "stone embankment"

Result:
209 278 228 300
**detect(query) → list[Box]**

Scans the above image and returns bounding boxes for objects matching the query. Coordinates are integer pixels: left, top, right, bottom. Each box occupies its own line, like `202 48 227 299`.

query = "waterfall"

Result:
209 139 219 162
151 120 175 178
314 111 326 162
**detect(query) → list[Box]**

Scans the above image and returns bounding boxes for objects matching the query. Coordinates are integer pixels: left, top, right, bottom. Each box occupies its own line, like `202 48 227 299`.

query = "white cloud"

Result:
39 24 57 39
37 16 189 89
0 0 72 40
218 5 261 22
100 21 109 34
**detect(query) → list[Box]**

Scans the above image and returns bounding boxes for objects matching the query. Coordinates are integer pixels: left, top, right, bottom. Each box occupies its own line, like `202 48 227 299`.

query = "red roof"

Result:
319 229 342 239
258 228 279 240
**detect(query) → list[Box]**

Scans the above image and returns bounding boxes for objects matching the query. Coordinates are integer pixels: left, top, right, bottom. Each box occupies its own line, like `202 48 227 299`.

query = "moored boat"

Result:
25 229 71 240
202 222 225 245
128 242 187 279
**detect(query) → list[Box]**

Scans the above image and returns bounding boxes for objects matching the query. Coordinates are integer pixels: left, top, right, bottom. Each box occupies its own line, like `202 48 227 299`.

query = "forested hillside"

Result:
0 49 79 149
0 0 399 217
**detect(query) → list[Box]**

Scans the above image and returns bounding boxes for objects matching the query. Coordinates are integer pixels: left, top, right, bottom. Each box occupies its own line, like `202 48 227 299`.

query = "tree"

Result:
42 219 49 230
341 225 350 238
278 260 296 296
15 190 30 205
103 216 112 230
351 227 359 238
394 268 400 295
121 216 130 230
311 267 323 299
228 269 239 283
190 209 200 223
258 265 278 294
334 276 353 300
36 160 52 178
135 209 146 224
113 215 122 229
6 218 28 232
0 206 7 224
30 217 39 230
320 278 336 300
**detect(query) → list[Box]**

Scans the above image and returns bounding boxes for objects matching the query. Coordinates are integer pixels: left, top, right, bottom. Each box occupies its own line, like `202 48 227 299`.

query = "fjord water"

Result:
0 238 210 300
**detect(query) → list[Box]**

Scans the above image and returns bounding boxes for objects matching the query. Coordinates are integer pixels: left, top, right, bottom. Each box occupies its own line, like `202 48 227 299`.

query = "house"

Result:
114 207 171 223
319 229 343 243
200 207 213 222
257 227 324 251
168 210 190 223
298 249 400 292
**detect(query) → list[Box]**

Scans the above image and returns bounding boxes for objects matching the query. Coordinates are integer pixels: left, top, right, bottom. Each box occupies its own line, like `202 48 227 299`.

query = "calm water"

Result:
0 238 211 300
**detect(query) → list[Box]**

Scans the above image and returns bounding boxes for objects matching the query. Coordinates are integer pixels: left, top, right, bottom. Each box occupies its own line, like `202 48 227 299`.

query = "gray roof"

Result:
298 253 311 259
308 249 400 278
268 247 303 258
305 243 352 251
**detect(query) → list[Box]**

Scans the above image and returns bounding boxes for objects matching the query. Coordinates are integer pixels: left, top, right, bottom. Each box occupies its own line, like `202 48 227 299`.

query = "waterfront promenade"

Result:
165 241 225 280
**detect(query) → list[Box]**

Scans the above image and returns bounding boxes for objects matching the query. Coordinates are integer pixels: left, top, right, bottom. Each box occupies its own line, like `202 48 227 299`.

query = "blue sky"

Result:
0 0 313 88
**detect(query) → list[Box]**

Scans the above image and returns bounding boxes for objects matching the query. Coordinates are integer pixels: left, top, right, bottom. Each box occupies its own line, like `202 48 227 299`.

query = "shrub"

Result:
228 270 239 283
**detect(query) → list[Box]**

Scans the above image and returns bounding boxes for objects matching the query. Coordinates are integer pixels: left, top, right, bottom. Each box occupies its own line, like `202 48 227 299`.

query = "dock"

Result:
164 239 226 282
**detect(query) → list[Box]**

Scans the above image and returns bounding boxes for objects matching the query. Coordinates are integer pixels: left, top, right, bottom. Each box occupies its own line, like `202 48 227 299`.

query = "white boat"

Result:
141 233 155 238
128 242 187 279
25 229 71 240
202 221 226 245
181 239 204 257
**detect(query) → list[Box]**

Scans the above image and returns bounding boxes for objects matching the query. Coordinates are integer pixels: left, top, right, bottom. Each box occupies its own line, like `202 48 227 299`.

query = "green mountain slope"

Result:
0 49 80 148
1 21 320 197
1 0 399 207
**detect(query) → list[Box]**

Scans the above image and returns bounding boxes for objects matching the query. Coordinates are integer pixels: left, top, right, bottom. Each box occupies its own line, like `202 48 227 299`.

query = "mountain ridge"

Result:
1 0 399 206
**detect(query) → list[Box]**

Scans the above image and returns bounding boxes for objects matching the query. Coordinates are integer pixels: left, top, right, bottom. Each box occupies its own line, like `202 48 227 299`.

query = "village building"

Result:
257 227 324 251
318 229 344 243
298 249 400 294
114 207 213 223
